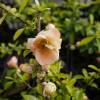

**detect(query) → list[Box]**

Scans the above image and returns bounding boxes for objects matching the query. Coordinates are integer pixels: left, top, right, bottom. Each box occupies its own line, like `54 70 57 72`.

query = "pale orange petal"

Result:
27 38 35 51
46 24 60 38
35 47 59 65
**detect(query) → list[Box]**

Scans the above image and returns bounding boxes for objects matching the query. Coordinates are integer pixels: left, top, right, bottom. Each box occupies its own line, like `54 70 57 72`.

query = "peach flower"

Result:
7 56 18 68
27 24 62 66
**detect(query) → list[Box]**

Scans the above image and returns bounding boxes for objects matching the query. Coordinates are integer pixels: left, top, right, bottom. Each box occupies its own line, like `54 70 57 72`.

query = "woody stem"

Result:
36 13 41 33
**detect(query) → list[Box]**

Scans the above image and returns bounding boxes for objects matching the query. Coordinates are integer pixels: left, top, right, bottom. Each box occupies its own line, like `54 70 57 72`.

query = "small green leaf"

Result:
66 86 74 96
82 69 88 79
49 61 63 76
89 14 94 25
74 75 84 80
73 89 84 100
77 36 95 47
56 95 63 100
96 39 100 51
88 65 100 72
91 83 98 88
22 95 38 100
19 0 29 13
4 81 13 90
23 50 31 57
0 13 7 25
36 83 43 94
65 95 70 100
13 28 24 40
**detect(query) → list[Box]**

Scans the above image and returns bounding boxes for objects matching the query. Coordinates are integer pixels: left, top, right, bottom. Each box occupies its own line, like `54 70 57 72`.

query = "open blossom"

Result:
27 24 62 66
42 82 56 97
7 56 18 68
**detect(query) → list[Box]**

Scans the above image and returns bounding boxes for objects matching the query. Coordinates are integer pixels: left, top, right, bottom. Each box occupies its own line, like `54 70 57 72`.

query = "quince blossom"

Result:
27 24 62 66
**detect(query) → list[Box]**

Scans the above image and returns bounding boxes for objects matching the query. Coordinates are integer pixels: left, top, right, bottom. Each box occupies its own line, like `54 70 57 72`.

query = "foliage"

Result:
0 0 100 100
0 61 100 100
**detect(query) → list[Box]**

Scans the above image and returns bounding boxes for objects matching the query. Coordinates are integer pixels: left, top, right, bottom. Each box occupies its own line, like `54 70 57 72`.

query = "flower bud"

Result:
19 64 32 74
83 95 88 100
70 45 76 50
96 57 100 63
7 56 18 68
42 82 56 97
76 41 80 47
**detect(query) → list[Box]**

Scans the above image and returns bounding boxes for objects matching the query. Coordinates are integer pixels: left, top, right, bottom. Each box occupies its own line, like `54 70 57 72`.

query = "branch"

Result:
0 3 31 26
36 13 41 33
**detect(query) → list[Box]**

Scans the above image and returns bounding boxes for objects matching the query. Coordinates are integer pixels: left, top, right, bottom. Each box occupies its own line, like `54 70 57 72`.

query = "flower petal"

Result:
35 47 59 65
46 24 61 38
27 38 35 50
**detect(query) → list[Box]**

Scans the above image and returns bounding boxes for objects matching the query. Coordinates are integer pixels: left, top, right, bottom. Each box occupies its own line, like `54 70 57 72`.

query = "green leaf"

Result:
89 14 94 25
82 69 88 79
74 75 84 80
96 39 100 51
56 95 63 100
65 95 70 100
36 83 43 94
13 28 24 40
4 81 13 90
19 0 30 13
66 86 75 96
22 95 38 100
88 65 100 72
23 50 31 57
49 61 63 76
73 89 84 100
91 83 98 88
0 13 7 25
77 36 95 47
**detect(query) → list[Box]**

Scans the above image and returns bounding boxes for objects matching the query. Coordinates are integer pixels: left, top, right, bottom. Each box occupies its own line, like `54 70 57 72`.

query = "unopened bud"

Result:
46 24 55 30
70 45 76 50
76 41 80 47
19 64 32 74
7 56 18 68
42 82 56 97
96 57 100 63
83 95 88 100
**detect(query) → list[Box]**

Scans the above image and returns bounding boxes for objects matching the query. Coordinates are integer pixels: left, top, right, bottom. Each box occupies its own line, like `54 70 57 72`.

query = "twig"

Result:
36 13 41 33
3 83 27 96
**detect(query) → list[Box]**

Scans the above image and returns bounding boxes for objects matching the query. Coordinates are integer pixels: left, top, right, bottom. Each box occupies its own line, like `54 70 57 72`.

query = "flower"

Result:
19 64 33 74
42 82 56 97
96 57 100 63
7 56 18 68
83 94 88 100
27 24 62 66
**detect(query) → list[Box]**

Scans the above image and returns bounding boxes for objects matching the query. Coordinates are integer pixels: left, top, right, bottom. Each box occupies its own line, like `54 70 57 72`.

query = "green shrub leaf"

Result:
82 69 88 79
19 0 29 13
77 36 95 47
0 13 7 25
13 28 24 40
22 95 38 100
